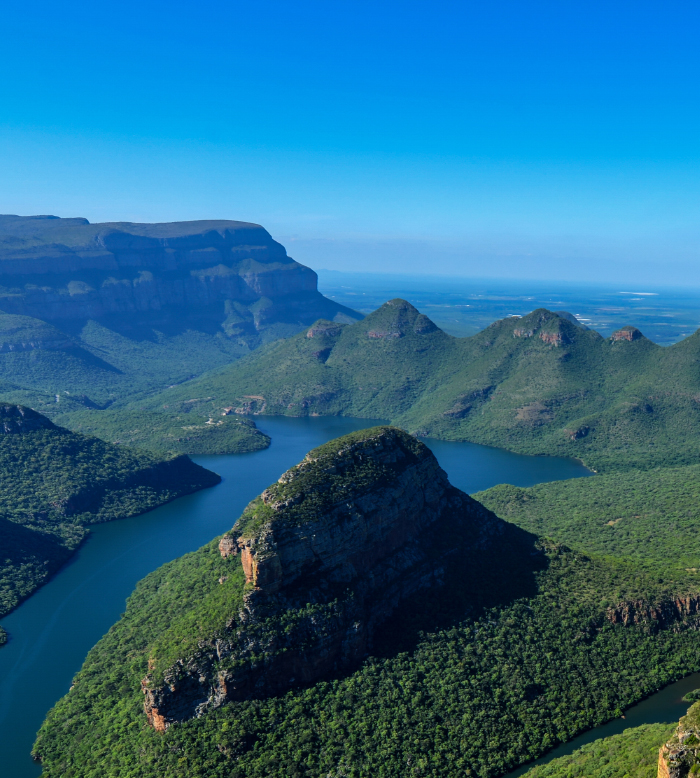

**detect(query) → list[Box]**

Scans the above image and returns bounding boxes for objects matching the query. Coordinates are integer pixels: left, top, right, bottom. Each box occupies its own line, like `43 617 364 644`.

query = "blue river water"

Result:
0 415 625 777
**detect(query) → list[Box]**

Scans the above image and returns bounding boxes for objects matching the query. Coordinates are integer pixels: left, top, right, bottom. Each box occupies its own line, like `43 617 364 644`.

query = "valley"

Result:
0 217 699 777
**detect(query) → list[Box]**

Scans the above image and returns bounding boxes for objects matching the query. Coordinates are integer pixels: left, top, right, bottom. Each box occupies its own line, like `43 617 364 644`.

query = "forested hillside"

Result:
33 428 700 778
136 299 700 470
0 403 220 641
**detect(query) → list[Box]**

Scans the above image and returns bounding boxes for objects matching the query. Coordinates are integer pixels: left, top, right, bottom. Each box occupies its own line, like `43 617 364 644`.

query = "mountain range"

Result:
132 298 700 471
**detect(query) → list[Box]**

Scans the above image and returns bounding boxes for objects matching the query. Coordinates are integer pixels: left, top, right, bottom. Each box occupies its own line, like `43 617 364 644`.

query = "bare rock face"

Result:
511 310 572 346
611 326 643 342
658 702 700 777
607 596 700 631
142 426 503 730
0 216 360 342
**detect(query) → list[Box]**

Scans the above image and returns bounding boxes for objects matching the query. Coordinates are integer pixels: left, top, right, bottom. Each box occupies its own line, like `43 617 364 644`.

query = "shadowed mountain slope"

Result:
0 403 220 641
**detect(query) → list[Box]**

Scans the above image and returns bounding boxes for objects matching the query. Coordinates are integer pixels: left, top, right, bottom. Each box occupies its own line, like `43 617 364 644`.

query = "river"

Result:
0 416 614 777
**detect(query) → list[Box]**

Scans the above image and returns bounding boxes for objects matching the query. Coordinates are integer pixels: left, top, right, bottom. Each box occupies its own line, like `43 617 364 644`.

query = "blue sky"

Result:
1 1 699 283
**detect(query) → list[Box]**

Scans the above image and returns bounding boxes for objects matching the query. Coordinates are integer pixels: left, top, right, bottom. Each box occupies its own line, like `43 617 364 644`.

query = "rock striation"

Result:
658 702 700 777
0 215 360 344
607 596 700 631
142 426 503 730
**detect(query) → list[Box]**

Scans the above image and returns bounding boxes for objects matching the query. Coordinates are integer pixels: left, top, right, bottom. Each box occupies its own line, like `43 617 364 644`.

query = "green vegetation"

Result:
140 300 700 472
521 723 674 778
0 315 248 412
33 536 700 778
684 689 700 703
0 405 220 636
475 463 700 574
57 408 270 455
234 425 424 537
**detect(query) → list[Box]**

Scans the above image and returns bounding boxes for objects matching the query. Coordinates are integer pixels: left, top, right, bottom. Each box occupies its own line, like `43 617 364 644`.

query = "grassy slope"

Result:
0 413 221 634
138 300 700 472
522 723 674 778
0 315 248 412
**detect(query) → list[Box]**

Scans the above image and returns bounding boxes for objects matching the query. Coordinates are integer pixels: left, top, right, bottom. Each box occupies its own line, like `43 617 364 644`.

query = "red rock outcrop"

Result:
657 702 700 777
607 595 700 630
611 327 642 342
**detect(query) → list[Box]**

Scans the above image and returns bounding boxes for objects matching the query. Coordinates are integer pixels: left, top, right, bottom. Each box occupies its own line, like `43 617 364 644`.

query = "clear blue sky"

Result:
1 1 699 284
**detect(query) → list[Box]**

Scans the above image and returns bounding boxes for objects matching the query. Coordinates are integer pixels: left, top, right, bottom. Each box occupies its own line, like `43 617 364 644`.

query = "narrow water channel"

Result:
0 417 595 777
505 672 700 777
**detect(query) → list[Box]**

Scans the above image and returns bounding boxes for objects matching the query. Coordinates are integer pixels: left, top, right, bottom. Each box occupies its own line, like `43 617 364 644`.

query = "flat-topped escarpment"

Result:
142 426 504 730
0 215 360 339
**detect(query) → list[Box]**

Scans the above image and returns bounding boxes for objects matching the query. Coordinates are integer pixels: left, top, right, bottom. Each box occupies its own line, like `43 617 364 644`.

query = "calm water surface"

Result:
0 416 599 777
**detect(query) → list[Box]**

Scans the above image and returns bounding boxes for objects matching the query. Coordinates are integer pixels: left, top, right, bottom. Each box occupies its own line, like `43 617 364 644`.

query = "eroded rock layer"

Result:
0 215 360 342
142 426 503 730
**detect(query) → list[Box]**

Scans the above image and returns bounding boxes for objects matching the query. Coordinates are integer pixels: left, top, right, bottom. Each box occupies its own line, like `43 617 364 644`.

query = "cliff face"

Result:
658 702 700 777
142 426 503 730
607 596 700 631
0 216 360 342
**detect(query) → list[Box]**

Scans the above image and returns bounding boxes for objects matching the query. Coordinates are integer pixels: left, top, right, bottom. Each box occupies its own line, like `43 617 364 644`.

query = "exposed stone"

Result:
658 702 700 777
539 330 566 346
607 595 700 630
142 426 504 729
0 216 361 343
218 536 238 559
611 327 643 342
367 330 402 339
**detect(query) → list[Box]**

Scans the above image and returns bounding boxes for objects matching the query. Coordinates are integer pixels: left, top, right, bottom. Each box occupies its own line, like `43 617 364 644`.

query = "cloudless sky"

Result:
1 1 699 283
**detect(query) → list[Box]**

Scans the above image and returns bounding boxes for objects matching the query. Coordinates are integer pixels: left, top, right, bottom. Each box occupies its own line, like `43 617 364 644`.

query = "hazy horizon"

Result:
1 1 699 286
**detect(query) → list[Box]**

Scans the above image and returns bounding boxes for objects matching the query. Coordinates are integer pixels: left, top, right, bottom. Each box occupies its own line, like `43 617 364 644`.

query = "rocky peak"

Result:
611 326 643 342
305 320 345 339
0 405 56 434
144 426 502 730
511 309 575 347
228 426 447 592
361 299 439 339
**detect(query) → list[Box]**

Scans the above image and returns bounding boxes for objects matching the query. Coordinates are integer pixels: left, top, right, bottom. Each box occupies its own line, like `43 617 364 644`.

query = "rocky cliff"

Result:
141 426 504 730
0 215 360 344
658 702 700 777
607 596 700 631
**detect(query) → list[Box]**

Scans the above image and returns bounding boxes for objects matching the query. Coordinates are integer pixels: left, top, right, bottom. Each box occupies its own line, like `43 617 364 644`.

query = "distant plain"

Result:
319 270 700 344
